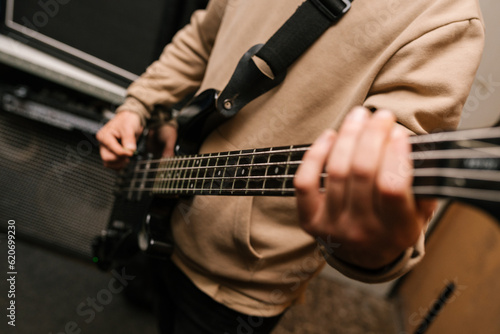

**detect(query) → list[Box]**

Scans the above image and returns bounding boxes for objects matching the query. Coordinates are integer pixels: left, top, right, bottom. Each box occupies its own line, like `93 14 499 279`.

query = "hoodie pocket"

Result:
233 196 263 266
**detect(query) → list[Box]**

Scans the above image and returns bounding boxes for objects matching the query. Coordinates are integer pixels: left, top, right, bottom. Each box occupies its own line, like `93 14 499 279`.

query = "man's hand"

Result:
96 110 178 170
294 107 436 270
96 111 143 170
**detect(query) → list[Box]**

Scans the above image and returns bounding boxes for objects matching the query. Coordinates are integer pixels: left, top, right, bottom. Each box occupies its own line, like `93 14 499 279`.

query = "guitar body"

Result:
92 189 173 270
93 89 232 270
394 201 500 334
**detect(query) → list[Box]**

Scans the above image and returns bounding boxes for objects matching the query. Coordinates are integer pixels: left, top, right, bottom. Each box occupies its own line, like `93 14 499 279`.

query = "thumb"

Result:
120 126 138 155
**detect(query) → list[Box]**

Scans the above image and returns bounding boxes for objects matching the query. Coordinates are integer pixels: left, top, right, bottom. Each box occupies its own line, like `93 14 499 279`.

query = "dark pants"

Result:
155 260 284 334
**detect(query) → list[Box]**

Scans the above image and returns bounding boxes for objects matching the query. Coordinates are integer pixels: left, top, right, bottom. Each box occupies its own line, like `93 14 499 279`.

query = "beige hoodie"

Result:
117 0 484 316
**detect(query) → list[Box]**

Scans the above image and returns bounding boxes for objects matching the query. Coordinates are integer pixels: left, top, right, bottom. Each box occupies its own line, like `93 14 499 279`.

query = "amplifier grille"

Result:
0 110 117 259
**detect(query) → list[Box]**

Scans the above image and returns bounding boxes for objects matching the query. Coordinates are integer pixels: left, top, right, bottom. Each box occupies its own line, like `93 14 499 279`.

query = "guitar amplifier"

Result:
0 107 117 259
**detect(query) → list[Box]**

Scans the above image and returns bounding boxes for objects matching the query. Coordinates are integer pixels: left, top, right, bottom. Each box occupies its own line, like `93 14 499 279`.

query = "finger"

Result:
99 145 117 163
99 145 130 170
103 159 130 170
294 129 336 226
97 127 133 157
376 126 422 245
325 107 368 218
120 126 138 153
416 198 438 223
348 109 395 215
376 125 412 200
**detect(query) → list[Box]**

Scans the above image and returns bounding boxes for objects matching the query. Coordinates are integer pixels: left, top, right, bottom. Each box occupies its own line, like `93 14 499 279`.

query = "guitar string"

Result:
130 160 302 174
412 186 500 203
118 127 500 203
127 143 500 176
121 169 500 194
130 127 500 168
119 147 500 186
132 146 309 168
120 184 500 203
121 133 500 193
122 167 500 186
124 147 500 180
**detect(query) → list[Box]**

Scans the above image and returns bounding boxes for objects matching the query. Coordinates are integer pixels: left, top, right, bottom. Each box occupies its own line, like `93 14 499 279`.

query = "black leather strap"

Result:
256 0 352 77
217 0 352 115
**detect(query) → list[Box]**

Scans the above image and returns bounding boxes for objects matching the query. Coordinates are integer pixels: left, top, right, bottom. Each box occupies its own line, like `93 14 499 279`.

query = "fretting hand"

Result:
294 107 436 270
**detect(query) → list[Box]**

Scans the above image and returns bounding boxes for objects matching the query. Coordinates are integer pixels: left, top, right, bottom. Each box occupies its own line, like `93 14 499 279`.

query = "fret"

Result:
165 158 180 195
232 150 250 191
162 159 174 195
225 152 239 180
178 157 187 194
181 156 194 195
137 159 150 201
148 161 159 193
202 154 215 192
219 153 232 194
220 152 238 193
152 160 162 194
144 160 157 194
282 146 293 195
245 149 257 195
265 148 290 192
176 158 187 193
157 159 165 194
192 156 203 195
209 152 221 195
127 161 139 201
231 151 243 194
214 154 228 194
261 149 273 195
250 149 269 177
198 155 210 193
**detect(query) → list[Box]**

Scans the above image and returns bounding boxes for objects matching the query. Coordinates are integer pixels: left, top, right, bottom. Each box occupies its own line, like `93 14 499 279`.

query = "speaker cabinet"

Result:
3 0 209 85
0 109 116 259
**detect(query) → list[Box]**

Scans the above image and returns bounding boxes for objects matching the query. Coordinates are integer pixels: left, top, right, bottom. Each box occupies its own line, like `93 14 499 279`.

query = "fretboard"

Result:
121 126 500 206
128 145 309 198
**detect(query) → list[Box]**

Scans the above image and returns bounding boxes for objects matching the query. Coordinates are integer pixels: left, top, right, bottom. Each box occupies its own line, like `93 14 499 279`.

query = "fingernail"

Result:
317 129 335 143
123 146 136 155
374 109 394 120
347 107 368 121
390 125 407 140
391 127 410 156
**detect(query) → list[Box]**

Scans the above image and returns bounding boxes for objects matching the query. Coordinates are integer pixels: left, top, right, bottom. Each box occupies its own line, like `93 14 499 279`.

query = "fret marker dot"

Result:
275 167 279 174
196 160 200 165
218 171 222 176
241 169 246 175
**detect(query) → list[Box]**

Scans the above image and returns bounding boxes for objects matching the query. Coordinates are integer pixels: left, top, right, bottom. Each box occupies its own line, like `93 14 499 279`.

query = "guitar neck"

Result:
122 126 500 206
129 145 309 198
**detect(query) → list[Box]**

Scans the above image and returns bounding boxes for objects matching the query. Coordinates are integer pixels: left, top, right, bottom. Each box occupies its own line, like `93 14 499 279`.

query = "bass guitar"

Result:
92 90 500 271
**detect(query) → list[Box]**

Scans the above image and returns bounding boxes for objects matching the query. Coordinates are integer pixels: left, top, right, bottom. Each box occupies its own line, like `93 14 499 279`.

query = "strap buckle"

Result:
310 0 352 22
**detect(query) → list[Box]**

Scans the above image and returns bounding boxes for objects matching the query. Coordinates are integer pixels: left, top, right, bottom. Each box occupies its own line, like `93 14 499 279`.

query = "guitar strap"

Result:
216 0 353 116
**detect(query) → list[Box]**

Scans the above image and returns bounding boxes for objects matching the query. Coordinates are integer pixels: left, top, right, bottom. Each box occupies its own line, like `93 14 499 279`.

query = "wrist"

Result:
319 235 407 271
330 249 405 272
115 98 149 127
